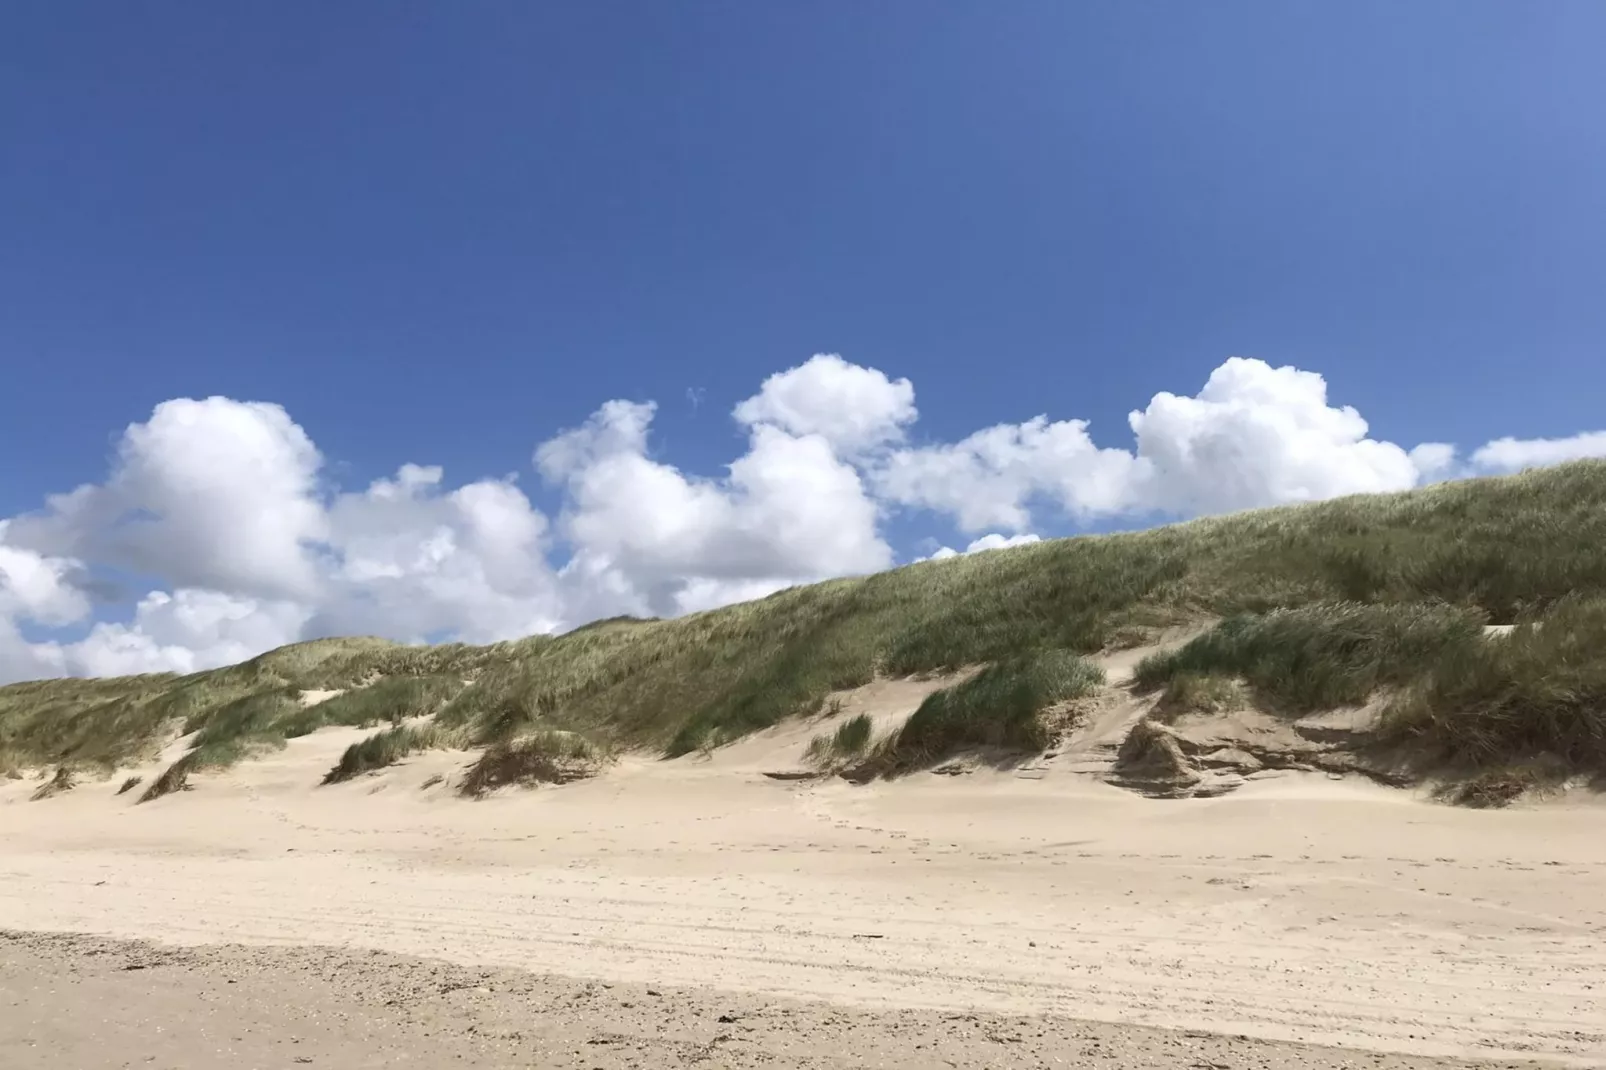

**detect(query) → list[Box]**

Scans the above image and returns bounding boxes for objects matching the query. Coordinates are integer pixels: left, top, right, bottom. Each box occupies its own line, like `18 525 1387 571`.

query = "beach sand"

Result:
2 694 1603 1067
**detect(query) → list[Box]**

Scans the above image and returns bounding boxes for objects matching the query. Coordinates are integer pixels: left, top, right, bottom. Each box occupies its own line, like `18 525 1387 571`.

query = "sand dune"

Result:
3 674 1604 1069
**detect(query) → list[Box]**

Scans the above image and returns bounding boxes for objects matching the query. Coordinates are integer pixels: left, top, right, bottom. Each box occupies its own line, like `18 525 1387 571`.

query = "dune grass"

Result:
138 736 275 802
6 461 1606 794
1150 672 1248 723
865 649 1104 775
151 671 472 793
458 730 607 797
322 722 465 784
1383 596 1606 771
1133 594 1606 787
804 712 875 765
284 675 466 737
1133 602 1485 713
29 765 76 801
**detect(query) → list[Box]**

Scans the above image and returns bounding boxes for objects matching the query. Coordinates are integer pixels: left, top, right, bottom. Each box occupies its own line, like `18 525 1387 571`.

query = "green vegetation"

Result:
1133 602 1484 712
284 675 467 737
1135 593 1606 789
458 730 607 797
1151 672 1247 723
139 736 279 802
4 462 1606 800
323 722 465 784
865 650 1104 774
1384 596 1606 771
805 712 874 765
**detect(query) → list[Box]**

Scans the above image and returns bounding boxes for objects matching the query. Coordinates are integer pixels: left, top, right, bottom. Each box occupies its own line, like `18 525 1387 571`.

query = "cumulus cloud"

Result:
1470 431 1606 473
876 417 1141 532
536 397 892 617
315 464 561 643
925 532 1042 562
1408 442 1460 482
0 398 568 681
0 531 90 628
0 534 86 681
62 589 313 678
2 352 1602 683
733 354 916 455
877 357 1426 531
5 398 325 600
1125 358 1424 514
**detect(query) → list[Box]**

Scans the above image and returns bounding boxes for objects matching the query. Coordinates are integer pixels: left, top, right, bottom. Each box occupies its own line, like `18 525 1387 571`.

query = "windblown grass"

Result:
138 737 273 802
1383 596 1606 771
322 722 464 784
1133 602 1484 712
284 675 465 737
1151 672 1248 723
458 730 607 797
865 650 1104 775
29 765 76 801
1134 594 1606 794
804 713 874 765
5 462 1606 793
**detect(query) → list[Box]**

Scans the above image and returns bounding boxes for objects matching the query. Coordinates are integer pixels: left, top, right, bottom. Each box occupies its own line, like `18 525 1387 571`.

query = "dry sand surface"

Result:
2 669 1604 1068
2 930 1573 1070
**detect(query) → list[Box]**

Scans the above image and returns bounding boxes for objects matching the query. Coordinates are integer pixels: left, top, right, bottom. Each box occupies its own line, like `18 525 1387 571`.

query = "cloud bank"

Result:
1 354 1600 682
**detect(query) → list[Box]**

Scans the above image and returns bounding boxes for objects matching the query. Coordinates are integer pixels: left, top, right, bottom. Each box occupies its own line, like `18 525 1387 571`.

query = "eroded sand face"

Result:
1 682 1603 1066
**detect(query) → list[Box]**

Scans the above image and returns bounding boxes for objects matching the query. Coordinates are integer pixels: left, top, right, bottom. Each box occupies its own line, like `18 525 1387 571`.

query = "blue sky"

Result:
2 2 1604 679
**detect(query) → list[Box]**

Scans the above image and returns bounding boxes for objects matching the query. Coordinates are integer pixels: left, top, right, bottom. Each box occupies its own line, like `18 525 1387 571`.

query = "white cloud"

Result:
0 532 84 681
877 357 1425 530
877 417 1142 532
2 353 1602 684
1470 431 1606 473
0 620 67 683
5 397 325 600
1126 357 1424 514
0 530 90 627
537 397 892 618
964 532 1042 553
733 353 916 455
62 589 312 678
924 532 1042 562
1408 442 1460 481
0 398 566 681
315 464 561 643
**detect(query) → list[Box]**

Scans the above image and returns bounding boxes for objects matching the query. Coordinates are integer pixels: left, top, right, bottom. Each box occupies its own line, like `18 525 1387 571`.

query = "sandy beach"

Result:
2 704 1603 1068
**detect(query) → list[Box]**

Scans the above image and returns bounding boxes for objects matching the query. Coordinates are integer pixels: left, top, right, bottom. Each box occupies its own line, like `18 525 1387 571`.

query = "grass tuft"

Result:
804 713 874 765
29 765 76 801
1151 672 1247 724
140 738 278 803
866 650 1103 775
458 731 607 797
116 775 143 795
1440 767 1545 809
322 723 464 784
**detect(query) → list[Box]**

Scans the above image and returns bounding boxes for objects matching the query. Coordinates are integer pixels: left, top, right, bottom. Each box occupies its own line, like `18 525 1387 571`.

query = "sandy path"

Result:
1 721 1603 1066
